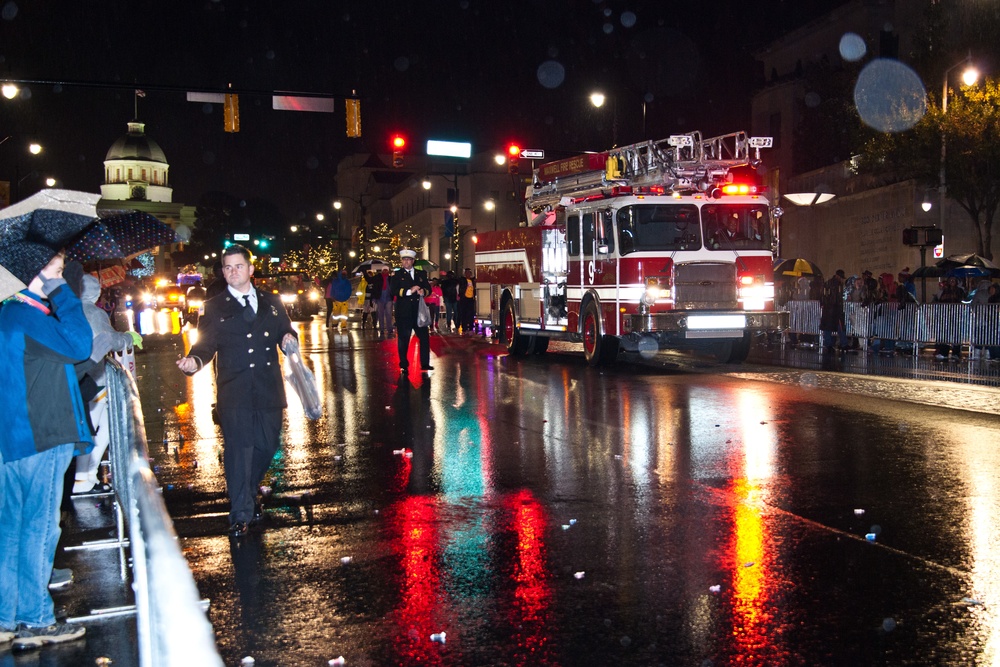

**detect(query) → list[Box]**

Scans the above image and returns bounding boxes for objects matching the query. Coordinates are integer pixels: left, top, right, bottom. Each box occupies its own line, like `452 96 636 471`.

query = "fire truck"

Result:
473 130 787 365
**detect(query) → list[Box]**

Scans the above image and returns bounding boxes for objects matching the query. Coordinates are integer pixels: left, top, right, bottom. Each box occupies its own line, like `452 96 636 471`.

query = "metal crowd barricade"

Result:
917 303 970 350
67 359 224 667
782 300 821 342
843 302 871 346
782 301 1000 355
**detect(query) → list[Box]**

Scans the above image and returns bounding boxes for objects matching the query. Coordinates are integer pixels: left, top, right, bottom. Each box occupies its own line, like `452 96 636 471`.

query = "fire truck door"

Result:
581 210 612 287
566 212 584 293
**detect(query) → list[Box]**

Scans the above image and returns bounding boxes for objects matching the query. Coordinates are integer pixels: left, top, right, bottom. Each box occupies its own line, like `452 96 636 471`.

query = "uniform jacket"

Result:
390 268 432 328
187 287 296 410
0 286 94 462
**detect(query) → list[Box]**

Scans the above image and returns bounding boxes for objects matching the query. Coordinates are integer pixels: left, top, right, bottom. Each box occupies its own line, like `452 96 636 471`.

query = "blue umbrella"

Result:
946 265 996 279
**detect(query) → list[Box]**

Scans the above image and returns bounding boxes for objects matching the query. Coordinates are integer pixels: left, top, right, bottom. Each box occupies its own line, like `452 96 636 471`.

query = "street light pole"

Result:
484 199 497 231
939 54 978 231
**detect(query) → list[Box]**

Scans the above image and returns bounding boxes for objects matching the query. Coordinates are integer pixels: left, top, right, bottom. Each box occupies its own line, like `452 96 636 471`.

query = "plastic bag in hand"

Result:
417 296 432 328
281 338 322 420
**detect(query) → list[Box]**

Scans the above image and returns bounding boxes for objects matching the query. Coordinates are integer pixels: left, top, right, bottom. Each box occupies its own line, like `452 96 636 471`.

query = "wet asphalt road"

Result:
27 319 1000 666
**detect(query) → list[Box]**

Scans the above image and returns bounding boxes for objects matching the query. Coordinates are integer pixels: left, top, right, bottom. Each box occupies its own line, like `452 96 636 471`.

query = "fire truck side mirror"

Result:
597 243 610 255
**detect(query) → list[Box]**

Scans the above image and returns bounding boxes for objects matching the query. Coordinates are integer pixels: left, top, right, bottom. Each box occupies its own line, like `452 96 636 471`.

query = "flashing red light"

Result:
391 134 407 150
722 183 757 195
507 144 520 157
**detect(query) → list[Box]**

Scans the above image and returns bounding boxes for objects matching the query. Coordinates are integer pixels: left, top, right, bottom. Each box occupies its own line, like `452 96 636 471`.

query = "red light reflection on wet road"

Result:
507 489 554 665
390 495 445 665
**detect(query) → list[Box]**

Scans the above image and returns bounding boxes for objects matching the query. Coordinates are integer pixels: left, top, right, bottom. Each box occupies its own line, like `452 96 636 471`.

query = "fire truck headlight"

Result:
309 291 321 301
739 284 774 311
280 293 298 304
641 286 661 306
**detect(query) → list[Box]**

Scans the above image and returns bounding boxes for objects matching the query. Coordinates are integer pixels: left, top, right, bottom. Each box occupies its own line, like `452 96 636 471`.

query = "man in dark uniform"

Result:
389 248 432 372
176 244 296 537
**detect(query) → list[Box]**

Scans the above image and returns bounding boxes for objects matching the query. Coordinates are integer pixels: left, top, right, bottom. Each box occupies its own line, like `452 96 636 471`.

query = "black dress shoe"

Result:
229 521 249 537
251 503 264 524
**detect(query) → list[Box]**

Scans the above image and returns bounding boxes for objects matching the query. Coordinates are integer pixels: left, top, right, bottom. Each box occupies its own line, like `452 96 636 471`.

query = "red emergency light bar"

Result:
721 183 766 195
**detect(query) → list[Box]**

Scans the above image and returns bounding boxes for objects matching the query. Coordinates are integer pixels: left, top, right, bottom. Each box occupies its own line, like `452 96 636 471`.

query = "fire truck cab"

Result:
474 130 788 365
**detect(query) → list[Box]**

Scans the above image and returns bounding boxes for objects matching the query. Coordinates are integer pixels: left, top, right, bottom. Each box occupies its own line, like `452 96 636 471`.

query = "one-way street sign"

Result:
520 149 544 159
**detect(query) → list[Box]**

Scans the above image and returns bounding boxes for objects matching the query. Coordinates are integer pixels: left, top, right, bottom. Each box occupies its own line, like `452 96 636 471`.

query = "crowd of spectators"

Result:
780 264 1000 360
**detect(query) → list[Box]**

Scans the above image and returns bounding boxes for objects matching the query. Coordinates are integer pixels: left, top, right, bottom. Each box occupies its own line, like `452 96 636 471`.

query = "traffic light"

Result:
507 144 520 175
224 93 240 133
345 98 361 138
391 134 406 168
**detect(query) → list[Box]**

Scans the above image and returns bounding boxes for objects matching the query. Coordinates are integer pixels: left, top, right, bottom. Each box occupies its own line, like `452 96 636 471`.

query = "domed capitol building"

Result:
99 119 196 276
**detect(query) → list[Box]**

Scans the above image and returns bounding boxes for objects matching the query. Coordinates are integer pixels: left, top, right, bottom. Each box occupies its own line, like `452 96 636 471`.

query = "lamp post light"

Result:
11 141 44 202
334 194 372 261
589 90 647 145
484 199 497 231
939 55 979 230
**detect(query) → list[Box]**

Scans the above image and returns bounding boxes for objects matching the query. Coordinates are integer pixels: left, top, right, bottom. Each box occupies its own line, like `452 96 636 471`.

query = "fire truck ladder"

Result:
527 131 771 215
607 130 767 192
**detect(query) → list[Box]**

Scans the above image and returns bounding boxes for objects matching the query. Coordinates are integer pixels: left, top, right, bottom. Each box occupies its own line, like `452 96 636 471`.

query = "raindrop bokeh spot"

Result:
839 32 866 62
537 60 566 89
854 59 926 133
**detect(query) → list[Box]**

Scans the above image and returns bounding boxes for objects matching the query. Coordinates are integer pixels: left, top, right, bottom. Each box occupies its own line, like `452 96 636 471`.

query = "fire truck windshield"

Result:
616 204 701 255
703 204 771 251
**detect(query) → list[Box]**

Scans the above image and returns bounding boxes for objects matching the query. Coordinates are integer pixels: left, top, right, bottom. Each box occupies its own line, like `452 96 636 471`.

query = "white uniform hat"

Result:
399 249 417 259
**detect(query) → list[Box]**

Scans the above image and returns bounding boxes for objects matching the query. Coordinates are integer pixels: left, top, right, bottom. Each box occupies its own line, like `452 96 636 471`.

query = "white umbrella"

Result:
0 264 25 301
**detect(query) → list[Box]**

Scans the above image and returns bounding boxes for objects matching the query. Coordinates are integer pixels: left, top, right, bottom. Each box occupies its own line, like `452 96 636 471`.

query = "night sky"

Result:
0 0 845 224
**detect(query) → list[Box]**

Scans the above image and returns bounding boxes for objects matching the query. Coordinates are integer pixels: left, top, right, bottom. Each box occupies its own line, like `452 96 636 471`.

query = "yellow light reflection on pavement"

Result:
728 388 778 659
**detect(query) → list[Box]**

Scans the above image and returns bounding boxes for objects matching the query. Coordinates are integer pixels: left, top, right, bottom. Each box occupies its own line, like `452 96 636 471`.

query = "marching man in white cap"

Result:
389 248 433 372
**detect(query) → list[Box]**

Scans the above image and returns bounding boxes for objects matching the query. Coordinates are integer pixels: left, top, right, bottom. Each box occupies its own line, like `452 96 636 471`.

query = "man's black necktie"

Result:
242 294 255 322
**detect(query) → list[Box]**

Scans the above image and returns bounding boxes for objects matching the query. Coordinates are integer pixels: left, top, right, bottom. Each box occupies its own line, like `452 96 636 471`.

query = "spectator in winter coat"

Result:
326 269 353 330
819 269 848 353
375 267 395 337
0 247 93 649
425 278 443 333
457 268 477 335
439 271 459 332
70 274 143 493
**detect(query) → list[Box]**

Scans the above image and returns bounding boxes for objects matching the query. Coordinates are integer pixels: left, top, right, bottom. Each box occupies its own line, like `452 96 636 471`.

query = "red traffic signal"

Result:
391 134 406 168
507 143 520 174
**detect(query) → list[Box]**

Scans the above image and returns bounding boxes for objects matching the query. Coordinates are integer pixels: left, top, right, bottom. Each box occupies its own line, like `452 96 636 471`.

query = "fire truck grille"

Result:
674 263 738 309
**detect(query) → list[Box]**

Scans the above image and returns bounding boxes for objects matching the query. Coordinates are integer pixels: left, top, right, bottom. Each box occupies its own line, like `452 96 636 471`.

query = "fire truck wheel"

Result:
728 333 752 363
582 300 618 366
501 298 529 356
527 335 549 355
714 333 751 363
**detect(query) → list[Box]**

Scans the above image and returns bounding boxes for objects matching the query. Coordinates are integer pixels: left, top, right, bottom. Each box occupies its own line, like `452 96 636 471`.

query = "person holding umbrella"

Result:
0 245 93 649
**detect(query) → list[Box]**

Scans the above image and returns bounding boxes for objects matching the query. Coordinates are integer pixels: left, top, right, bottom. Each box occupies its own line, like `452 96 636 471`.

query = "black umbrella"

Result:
0 189 101 246
911 265 946 278
351 259 390 275
0 189 103 297
64 210 178 262
937 253 1000 271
